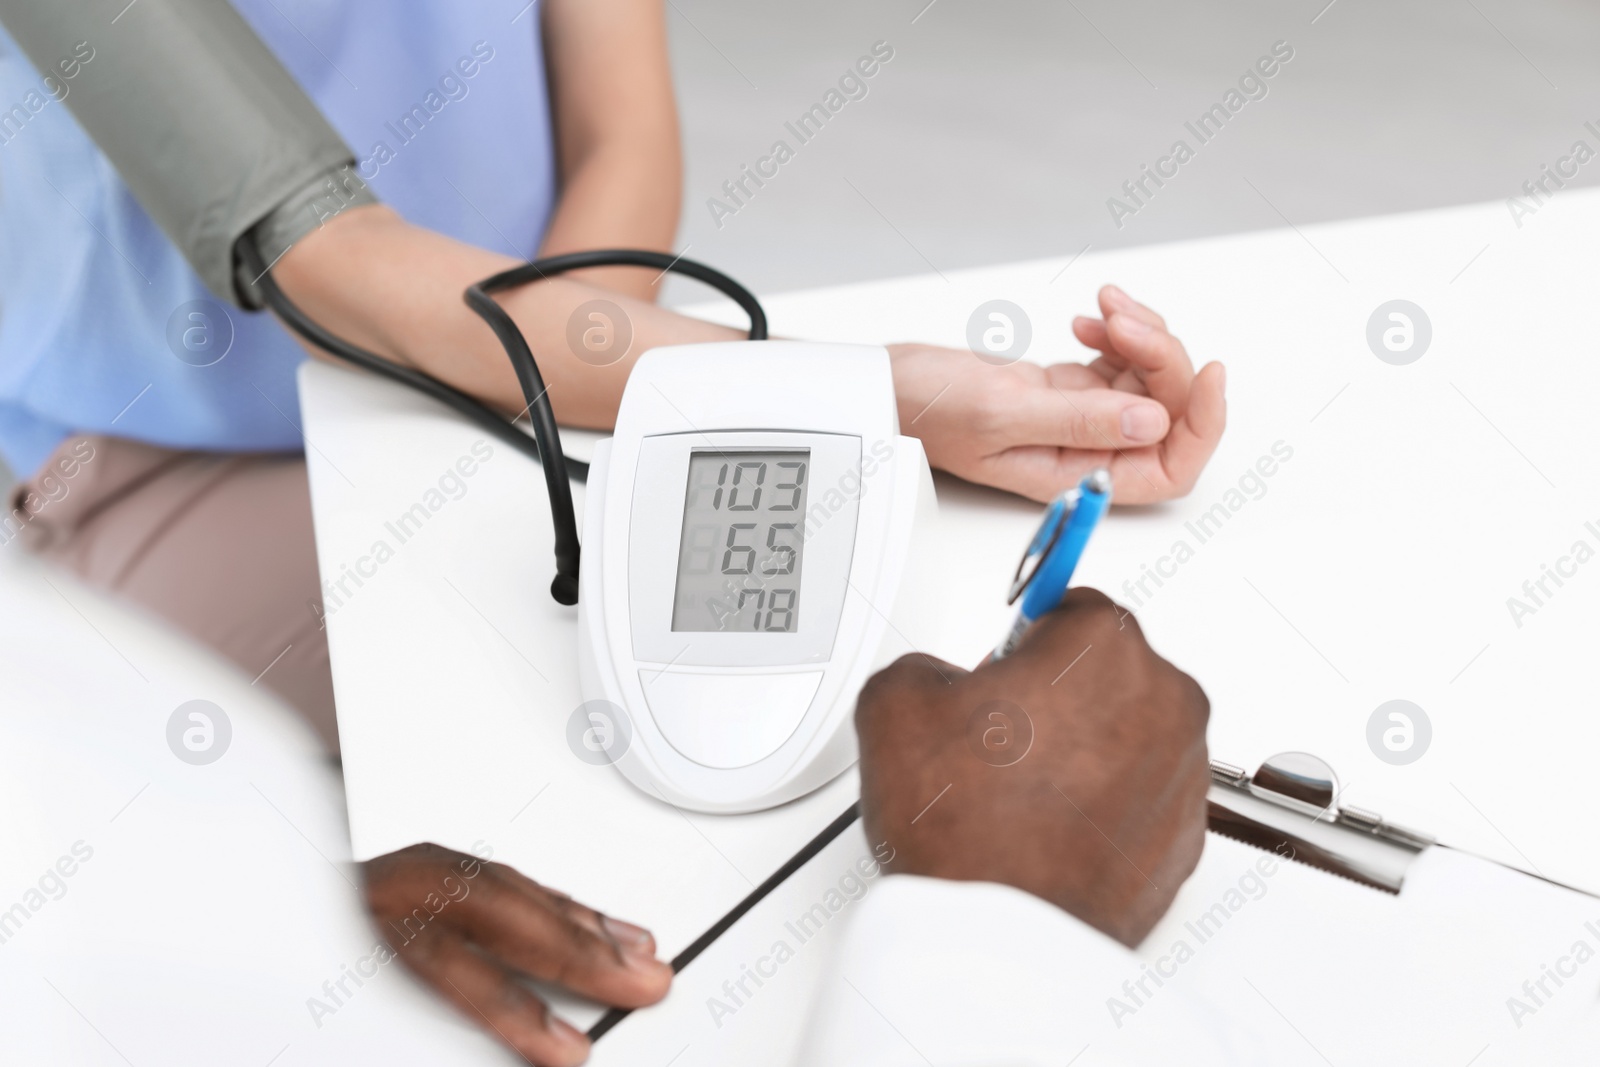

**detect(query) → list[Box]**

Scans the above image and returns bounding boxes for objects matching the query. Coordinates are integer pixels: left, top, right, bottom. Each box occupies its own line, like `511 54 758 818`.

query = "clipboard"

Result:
1207 751 1598 900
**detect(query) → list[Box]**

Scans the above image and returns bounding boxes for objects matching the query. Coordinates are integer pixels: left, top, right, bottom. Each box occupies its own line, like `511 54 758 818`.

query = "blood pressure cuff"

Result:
0 0 378 308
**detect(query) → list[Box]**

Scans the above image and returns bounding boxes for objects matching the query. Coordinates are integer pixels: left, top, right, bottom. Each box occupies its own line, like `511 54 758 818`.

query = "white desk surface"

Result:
283 188 1600 1057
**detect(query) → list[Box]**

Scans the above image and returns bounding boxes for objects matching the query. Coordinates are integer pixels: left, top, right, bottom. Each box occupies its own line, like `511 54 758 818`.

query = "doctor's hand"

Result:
362 844 671 1066
854 588 1212 947
888 285 1226 505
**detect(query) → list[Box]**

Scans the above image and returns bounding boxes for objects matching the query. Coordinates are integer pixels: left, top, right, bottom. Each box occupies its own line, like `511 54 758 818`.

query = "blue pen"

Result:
994 468 1112 659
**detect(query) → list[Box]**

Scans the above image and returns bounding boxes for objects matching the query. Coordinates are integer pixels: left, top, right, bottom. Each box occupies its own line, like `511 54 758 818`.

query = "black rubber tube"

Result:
242 241 767 605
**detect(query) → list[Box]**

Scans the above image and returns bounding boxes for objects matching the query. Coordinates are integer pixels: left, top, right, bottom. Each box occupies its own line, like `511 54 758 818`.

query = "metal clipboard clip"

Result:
1209 752 1600 901
1206 752 1435 894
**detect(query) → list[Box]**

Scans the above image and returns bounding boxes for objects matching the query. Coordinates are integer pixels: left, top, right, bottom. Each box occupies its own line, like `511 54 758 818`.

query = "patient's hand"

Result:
854 588 1211 946
362 843 670 1066
890 285 1225 504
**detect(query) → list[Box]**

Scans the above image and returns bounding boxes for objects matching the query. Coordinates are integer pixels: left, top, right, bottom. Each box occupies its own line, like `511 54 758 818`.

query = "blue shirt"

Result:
0 1 558 477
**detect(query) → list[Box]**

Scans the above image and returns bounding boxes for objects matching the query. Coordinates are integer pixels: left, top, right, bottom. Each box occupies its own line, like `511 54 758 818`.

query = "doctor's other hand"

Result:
854 588 1212 947
888 285 1225 505
362 844 671 1067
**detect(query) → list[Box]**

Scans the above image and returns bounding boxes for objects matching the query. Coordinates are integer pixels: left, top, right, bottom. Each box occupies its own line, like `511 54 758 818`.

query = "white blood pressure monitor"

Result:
578 341 937 813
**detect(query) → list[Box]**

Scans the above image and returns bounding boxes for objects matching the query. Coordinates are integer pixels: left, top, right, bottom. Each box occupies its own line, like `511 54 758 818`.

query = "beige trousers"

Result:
6 434 338 750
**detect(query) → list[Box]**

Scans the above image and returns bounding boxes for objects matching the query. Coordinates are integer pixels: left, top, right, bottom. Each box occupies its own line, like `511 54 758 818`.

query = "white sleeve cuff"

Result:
794 874 1245 1066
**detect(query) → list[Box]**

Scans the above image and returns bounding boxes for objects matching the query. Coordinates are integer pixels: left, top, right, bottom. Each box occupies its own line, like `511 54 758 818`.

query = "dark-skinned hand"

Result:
362 843 671 1065
855 587 1211 946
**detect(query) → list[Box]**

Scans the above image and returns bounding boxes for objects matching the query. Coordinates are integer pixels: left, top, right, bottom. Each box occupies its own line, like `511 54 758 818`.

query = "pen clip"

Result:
1005 490 1078 606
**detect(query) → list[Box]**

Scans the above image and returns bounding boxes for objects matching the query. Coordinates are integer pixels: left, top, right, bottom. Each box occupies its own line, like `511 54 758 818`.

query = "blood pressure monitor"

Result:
578 341 938 813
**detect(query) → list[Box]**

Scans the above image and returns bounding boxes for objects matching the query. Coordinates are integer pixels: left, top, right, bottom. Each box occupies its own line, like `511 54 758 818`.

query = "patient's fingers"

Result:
1074 287 1195 415
1092 362 1225 504
1071 314 1119 358
1041 361 1113 392
1156 361 1227 496
1077 308 1195 416
1009 385 1172 452
1104 311 1196 421
1098 284 1167 332
400 926 591 1067
1073 285 1169 355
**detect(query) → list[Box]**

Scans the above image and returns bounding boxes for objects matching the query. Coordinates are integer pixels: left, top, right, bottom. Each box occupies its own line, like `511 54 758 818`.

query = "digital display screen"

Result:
671 450 810 632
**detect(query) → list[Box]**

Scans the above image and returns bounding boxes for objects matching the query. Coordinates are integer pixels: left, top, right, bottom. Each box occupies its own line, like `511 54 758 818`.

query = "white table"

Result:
294 188 1600 1058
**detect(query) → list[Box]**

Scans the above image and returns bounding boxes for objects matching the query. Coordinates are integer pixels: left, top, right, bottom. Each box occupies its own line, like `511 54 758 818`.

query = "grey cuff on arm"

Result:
235 165 380 309
0 0 380 308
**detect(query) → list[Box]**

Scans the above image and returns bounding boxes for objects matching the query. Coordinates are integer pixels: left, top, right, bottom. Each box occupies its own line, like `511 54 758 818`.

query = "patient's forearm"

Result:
272 205 739 429
537 0 683 303
536 149 681 303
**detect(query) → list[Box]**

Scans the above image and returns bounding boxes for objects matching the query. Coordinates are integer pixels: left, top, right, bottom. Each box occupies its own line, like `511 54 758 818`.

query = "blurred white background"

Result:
664 0 1600 294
